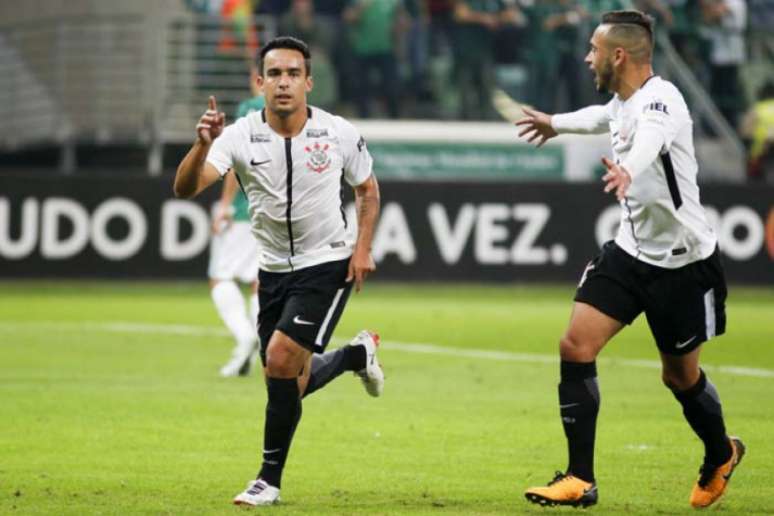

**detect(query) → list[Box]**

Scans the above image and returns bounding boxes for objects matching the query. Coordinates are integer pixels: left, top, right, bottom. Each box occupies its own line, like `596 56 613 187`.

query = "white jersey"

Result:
207 106 373 272
552 76 717 268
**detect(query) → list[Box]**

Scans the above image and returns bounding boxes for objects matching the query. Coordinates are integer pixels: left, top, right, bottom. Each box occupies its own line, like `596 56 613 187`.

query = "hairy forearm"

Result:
174 141 211 198
551 105 610 135
354 187 380 254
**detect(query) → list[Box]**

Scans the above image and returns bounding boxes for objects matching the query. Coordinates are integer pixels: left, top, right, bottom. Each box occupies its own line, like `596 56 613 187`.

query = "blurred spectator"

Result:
310 1 351 111
279 0 333 48
701 0 747 129
659 0 704 76
278 0 339 109
451 0 525 120
741 81 774 181
634 0 674 29
343 0 407 118
525 0 587 112
255 0 291 14
404 0 433 108
580 0 627 20
428 0 455 57
747 0 774 61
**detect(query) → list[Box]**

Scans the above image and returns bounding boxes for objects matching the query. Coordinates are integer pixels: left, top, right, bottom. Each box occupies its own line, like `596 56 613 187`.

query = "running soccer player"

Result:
516 10 743 509
174 36 384 506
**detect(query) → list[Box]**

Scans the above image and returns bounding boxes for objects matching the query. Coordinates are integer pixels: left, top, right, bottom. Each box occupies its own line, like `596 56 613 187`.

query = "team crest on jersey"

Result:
305 142 331 173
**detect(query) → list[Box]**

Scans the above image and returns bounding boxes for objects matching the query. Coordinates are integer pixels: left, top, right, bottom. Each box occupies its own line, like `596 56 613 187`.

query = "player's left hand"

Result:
347 250 375 293
601 157 632 201
515 107 557 147
211 204 233 234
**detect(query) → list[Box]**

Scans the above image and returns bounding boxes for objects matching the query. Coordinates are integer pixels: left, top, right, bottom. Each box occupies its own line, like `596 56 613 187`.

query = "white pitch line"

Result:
2 321 773 379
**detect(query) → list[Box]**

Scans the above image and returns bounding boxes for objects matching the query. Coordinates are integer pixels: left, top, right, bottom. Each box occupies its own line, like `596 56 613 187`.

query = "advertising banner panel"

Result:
1 175 772 283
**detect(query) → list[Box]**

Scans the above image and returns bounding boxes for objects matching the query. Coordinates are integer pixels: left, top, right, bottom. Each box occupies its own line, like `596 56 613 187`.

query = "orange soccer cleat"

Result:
525 471 598 508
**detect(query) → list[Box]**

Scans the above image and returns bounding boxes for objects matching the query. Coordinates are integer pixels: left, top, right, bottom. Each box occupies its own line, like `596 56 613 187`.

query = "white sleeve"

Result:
337 117 374 186
550 104 611 134
637 94 681 150
620 125 665 179
206 124 239 177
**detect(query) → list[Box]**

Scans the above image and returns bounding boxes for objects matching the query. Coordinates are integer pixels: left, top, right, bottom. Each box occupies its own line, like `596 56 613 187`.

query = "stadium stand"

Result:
0 0 771 180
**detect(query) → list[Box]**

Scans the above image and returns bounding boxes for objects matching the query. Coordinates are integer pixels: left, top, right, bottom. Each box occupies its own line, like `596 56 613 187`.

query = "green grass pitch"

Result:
1 281 773 515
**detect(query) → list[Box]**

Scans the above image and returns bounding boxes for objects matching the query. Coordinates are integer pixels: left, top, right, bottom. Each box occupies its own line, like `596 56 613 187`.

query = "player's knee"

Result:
559 335 589 361
265 342 298 377
265 352 295 377
661 369 693 392
661 370 678 390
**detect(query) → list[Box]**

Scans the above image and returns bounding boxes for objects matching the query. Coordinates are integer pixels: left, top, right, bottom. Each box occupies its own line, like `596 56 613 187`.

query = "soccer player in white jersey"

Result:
209 172 260 377
208 76 265 378
516 11 743 509
173 36 385 506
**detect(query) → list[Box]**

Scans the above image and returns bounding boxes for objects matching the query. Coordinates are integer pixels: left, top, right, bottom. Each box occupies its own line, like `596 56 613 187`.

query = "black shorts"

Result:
257 258 352 366
575 241 727 355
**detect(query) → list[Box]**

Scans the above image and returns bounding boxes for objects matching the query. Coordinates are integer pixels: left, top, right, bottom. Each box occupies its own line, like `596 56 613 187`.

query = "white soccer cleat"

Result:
351 330 384 397
233 478 280 506
219 339 257 377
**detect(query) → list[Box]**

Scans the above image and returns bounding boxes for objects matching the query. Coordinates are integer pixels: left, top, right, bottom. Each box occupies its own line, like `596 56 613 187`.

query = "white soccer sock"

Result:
211 281 257 353
249 290 259 332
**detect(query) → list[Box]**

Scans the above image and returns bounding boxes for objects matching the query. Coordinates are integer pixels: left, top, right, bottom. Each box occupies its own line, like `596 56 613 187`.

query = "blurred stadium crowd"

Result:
183 0 774 177
0 0 772 179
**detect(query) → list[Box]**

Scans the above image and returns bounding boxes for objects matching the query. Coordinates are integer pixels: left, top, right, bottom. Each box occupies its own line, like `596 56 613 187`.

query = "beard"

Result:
595 59 614 93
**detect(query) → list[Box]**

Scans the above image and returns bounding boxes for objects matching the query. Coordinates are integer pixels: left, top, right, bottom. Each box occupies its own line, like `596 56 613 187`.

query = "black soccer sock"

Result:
672 369 732 466
303 345 366 398
559 360 600 483
259 377 302 488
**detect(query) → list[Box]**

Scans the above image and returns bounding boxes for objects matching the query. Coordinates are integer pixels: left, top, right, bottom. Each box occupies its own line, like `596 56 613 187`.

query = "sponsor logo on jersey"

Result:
306 128 329 138
644 101 669 114
250 133 271 143
305 142 331 173
357 135 366 152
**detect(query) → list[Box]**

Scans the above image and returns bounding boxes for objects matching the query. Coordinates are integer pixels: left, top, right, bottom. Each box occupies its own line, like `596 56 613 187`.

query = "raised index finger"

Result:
208 96 217 111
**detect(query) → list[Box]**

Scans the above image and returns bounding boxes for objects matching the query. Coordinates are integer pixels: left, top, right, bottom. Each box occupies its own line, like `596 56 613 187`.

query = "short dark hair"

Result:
257 36 312 76
601 10 655 40
600 10 655 63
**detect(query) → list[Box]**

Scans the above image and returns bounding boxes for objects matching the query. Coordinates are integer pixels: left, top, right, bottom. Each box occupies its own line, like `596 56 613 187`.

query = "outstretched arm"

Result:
348 174 380 293
517 104 611 147
515 107 558 147
174 96 225 199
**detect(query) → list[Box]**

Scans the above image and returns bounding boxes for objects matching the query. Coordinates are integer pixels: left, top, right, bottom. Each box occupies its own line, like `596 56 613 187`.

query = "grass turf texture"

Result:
1 281 772 515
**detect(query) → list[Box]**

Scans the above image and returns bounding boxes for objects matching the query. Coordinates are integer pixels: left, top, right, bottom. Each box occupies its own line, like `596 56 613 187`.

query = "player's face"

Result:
258 48 313 117
585 27 615 93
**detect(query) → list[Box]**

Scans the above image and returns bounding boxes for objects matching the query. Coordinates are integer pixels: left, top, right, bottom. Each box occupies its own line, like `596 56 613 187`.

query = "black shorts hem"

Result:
574 290 636 325
273 325 323 353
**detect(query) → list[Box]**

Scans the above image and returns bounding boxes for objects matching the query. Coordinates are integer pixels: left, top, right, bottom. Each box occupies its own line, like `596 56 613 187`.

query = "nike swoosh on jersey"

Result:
250 159 271 166
292 315 315 326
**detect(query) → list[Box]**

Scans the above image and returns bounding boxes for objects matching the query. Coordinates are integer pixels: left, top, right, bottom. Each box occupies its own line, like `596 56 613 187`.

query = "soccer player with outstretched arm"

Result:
516 11 743 509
